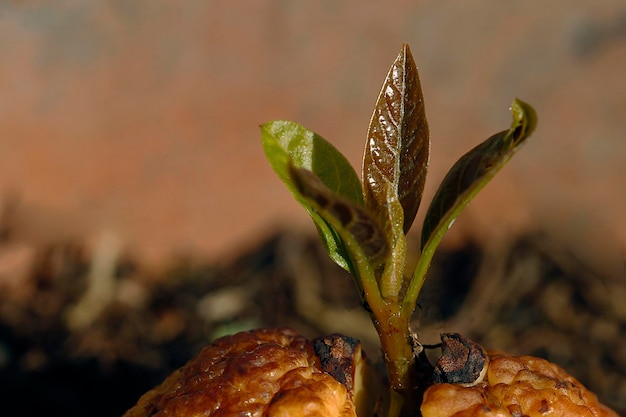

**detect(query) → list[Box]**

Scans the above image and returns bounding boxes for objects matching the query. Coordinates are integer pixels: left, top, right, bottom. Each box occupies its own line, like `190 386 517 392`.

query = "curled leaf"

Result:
403 98 536 316
289 164 388 263
419 98 537 250
363 44 430 234
289 164 388 302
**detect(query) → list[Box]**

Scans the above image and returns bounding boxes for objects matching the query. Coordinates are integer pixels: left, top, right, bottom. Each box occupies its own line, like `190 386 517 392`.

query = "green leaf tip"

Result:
261 120 363 205
510 97 538 142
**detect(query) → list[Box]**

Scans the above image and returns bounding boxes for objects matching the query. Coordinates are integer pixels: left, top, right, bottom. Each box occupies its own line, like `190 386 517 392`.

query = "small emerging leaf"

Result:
363 44 430 234
261 121 363 271
289 165 388 262
379 183 407 301
289 164 387 302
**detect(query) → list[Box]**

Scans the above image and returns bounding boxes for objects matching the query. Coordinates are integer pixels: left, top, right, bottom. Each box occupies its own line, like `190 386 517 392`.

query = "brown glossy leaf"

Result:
363 44 430 234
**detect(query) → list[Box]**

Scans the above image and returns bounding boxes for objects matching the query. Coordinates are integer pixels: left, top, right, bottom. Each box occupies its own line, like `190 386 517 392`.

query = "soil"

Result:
0 229 624 416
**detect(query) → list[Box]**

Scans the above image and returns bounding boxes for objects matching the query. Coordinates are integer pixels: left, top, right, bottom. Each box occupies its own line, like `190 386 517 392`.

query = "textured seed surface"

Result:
123 328 618 417
422 351 620 417
123 328 356 417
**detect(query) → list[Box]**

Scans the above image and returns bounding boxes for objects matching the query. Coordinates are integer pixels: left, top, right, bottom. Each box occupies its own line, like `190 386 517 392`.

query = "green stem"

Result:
362 220 433 416
369 301 421 417
401 239 436 318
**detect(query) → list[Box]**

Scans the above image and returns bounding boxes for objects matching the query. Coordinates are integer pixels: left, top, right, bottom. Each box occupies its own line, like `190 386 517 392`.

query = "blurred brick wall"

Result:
0 1 624 274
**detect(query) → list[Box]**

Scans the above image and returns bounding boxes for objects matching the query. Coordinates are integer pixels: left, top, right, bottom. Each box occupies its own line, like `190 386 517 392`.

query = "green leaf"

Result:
288 164 388 301
261 120 364 271
402 98 537 316
420 98 536 249
262 121 363 204
363 44 430 234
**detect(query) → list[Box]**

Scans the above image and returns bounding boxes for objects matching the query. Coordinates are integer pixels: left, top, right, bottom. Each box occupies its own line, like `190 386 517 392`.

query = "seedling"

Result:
261 44 536 417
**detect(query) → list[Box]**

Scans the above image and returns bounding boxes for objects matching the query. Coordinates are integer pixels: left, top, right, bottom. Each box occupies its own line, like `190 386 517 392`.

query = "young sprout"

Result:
261 44 536 417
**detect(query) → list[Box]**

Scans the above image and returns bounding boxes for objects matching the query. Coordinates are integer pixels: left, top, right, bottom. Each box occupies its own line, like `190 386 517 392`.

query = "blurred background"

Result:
0 1 625 415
